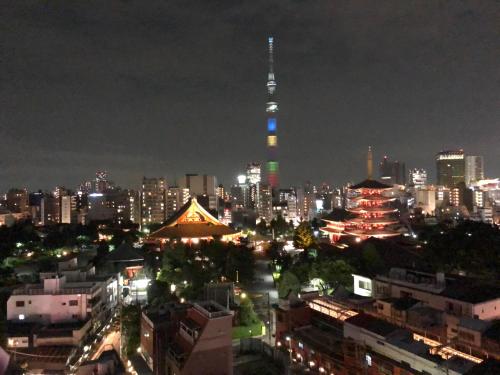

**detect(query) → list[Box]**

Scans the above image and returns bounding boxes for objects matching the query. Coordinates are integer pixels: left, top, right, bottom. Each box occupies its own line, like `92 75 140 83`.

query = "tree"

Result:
310 259 354 290
361 243 386 275
293 222 315 249
121 304 141 356
147 279 175 306
256 219 268 236
239 296 259 326
278 270 301 298
270 215 291 237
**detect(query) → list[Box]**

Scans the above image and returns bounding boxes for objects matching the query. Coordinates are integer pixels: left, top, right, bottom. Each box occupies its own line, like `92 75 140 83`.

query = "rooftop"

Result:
105 242 144 262
345 313 401 338
349 179 393 190
193 301 231 319
150 198 238 239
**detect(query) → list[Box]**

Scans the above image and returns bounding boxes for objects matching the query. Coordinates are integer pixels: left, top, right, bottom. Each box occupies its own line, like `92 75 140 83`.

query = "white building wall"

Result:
7 293 90 323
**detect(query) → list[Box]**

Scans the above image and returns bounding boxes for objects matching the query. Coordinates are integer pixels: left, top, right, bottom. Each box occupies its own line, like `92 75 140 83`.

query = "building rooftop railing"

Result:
193 301 231 319
12 285 101 296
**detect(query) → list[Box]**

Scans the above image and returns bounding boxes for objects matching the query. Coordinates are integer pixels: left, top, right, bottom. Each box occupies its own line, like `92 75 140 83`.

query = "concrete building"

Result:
344 314 476 375
415 187 436 215
141 177 167 226
140 302 188 375
179 174 217 197
6 268 119 372
140 301 233 375
257 183 273 222
373 268 500 338
165 301 233 375
166 186 190 218
6 188 29 214
409 168 428 187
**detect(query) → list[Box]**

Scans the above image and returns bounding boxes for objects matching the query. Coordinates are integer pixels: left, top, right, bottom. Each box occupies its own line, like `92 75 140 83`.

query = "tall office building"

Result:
465 155 484 186
266 37 279 190
246 163 261 209
379 156 406 185
141 177 167 226
436 150 465 188
409 168 428 187
246 163 261 185
95 171 112 193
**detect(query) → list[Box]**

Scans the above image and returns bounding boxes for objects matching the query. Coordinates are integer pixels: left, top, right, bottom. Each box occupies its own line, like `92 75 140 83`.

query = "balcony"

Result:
166 343 186 367
179 319 200 344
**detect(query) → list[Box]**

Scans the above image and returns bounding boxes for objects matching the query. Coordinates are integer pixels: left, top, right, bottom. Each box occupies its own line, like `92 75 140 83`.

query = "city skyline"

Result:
1 1 499 191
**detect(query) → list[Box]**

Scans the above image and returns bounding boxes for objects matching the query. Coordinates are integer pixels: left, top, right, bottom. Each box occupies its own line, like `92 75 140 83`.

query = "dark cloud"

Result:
0 0 499 191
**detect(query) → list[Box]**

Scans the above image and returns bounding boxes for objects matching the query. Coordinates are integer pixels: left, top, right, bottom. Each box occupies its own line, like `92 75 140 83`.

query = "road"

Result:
243 250 279 343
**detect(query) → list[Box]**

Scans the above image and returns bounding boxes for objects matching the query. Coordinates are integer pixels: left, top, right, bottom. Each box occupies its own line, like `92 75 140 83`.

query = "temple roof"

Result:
150 198 238 239
349 179 392 190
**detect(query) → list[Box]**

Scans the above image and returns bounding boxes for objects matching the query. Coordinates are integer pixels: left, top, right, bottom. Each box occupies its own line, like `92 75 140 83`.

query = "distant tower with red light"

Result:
266 37 279 189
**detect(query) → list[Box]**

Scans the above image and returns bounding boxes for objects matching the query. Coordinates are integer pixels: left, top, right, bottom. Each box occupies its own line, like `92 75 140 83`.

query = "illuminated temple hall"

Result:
322 147 400 242
149 197 239 243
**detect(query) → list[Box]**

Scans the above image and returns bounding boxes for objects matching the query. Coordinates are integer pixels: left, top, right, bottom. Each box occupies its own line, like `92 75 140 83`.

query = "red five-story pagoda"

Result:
345 147 399 239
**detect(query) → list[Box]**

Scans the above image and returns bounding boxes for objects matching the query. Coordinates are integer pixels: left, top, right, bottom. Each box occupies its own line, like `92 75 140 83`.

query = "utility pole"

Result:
267 292 272 343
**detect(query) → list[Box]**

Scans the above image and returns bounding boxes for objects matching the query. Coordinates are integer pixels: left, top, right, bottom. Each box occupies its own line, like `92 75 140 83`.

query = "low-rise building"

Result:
165 301 233 375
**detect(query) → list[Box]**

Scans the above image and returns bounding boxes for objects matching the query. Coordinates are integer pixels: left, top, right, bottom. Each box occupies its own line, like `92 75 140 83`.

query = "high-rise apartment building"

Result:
436 150 465 187
141 177 167 226
257 184 273 222
465 155 484 186
166 186 190 218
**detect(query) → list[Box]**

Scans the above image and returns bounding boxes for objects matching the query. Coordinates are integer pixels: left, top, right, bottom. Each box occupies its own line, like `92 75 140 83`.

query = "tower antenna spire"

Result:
266 36 279 190
367 146 373 179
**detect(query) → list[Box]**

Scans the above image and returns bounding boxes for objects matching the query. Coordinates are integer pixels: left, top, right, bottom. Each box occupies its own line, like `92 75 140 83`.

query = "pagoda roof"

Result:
350 195 395 202
347 217 399 225
322 208 354 222
349 179 392 190
150 197 238 239
345 228 400 238
348 207 397 214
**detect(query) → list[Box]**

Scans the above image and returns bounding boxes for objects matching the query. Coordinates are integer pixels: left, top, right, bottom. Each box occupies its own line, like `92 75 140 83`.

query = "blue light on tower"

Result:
267 118 277 132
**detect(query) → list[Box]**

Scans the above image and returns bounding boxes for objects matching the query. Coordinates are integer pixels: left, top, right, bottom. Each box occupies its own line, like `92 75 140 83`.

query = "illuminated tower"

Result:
266 37 279 189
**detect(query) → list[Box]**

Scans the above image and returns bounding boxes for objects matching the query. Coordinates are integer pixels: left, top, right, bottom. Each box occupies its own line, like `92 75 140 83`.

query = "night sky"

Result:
1 0 499 192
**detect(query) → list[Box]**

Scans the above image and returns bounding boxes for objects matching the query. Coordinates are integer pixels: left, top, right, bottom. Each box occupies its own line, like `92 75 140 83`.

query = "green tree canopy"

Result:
239 296 259 326
310 259 354 290
278 270 301 298
293 221 315 249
